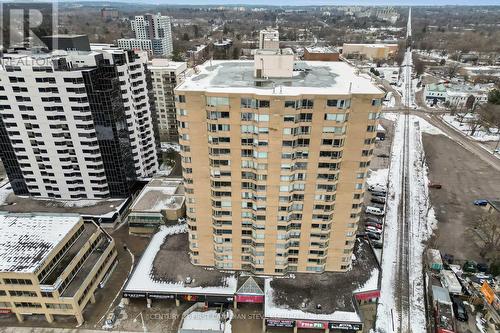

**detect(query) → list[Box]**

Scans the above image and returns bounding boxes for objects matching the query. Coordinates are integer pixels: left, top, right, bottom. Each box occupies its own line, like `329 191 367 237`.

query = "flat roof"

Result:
265 239 378 322
305 46 338 54
149 59 186 70
0 194 127 218
177 60 382 96
343 43 398 48
130 179 185 212
124 224 237 295
0 212 81 273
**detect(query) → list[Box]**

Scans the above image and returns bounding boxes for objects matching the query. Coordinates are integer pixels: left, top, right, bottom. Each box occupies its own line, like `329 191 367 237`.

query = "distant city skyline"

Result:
70 0 500 6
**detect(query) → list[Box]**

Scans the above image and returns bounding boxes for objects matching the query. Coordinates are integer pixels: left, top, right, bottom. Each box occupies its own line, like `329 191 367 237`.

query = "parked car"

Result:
452 298 468 322
371 191 387 197
429 183 442 189
368 184 387 193
473 199 488 206
371 196 386 204
365 217 382 224
366 206 385 216
366 222 383 229
477 262 489 273
366 226 382 234
377 153 390 158
371 240 383 249
366 232 381 240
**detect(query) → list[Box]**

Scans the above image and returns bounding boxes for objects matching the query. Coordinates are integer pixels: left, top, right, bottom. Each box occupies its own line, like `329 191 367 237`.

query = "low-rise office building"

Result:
0 212 117 324
303 47 340 61
128 178 185 234
342 43 398 61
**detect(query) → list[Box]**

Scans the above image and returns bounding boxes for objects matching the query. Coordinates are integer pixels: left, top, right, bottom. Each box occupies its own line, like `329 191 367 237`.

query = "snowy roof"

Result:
264 239 377 323
124 224 237 295
0 194 127 219
176 60 383 96
305 46 338 54
0 212 81 273
130 179 185 212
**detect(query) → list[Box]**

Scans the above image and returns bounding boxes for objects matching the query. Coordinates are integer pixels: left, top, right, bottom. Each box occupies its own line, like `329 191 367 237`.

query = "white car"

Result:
366 226 382 234
366 206 385 216
368 184 387 193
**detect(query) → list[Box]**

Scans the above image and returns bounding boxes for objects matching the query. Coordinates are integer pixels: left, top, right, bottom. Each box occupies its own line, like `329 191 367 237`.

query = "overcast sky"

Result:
74 0 500 5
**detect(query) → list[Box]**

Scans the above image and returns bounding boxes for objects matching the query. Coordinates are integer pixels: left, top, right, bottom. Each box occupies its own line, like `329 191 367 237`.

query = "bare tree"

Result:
473 212 500 260
445 63 461 79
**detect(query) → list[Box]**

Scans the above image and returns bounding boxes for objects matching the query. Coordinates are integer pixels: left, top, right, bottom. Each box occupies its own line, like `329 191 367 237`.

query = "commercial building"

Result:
128 178 186 234
101 7 119 20
342 43 398 60
122 223 379 333
0 42 158 200
303 47 340 62
424 83 489 108
117 13 173 57
149 59 190 141
174 49 384 275
259 28 280 50
0 212 117 325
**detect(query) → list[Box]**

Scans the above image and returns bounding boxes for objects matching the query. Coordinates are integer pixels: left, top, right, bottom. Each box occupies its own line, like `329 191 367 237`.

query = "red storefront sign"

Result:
296 320 327 329
0 308 11 314
235 295 264 303
355 290 380 301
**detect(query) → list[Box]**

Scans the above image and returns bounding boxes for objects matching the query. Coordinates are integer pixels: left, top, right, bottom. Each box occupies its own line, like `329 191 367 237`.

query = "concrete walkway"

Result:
0 328 139 333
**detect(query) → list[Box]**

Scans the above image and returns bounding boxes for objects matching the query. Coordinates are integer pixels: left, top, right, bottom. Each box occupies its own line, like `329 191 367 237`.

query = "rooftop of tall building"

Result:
176 59 382 96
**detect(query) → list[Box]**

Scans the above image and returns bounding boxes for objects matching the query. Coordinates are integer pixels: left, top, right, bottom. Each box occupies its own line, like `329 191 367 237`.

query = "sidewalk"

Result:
0 328 139 333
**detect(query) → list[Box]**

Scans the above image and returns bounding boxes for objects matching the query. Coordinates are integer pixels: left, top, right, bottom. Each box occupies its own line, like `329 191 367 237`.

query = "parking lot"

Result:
422 133 500 262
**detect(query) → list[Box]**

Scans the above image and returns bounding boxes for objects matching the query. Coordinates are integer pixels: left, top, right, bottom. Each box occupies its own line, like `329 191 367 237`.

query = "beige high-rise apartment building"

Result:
149 59 190 142
175 50 383 275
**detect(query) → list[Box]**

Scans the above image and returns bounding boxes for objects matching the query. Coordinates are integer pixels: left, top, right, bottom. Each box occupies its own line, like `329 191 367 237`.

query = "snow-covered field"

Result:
442 114 500 142
376 114 442 333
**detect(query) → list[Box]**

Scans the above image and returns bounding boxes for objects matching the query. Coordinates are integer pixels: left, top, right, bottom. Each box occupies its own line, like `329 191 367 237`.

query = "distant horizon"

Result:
63 0 500 6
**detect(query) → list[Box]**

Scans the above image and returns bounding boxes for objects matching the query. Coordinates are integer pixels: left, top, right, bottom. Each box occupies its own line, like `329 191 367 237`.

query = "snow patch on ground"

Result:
264 279 360 323
442 114 500 142
125 224 238 295
355 269 379 293
382 113 398 122
375 114 439 333
376 115 405 333
366 168 389 187
160 142 181 152
182 310 223 331
413 117 449 137
0 184 13 205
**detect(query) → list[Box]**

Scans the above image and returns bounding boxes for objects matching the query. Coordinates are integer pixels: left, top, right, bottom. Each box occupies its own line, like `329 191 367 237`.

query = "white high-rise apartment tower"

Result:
259 27 280 49
0 40 158 200
117 13 173 57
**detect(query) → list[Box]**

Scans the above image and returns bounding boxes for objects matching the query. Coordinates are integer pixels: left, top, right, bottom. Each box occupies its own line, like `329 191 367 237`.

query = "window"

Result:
241 98 257 108
323 126 346 134
327 99 351 109
372 99 382 106
301 99 314 109
324 113 347 122
206 96 229 107
177 95 186 103
258 100 270 108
